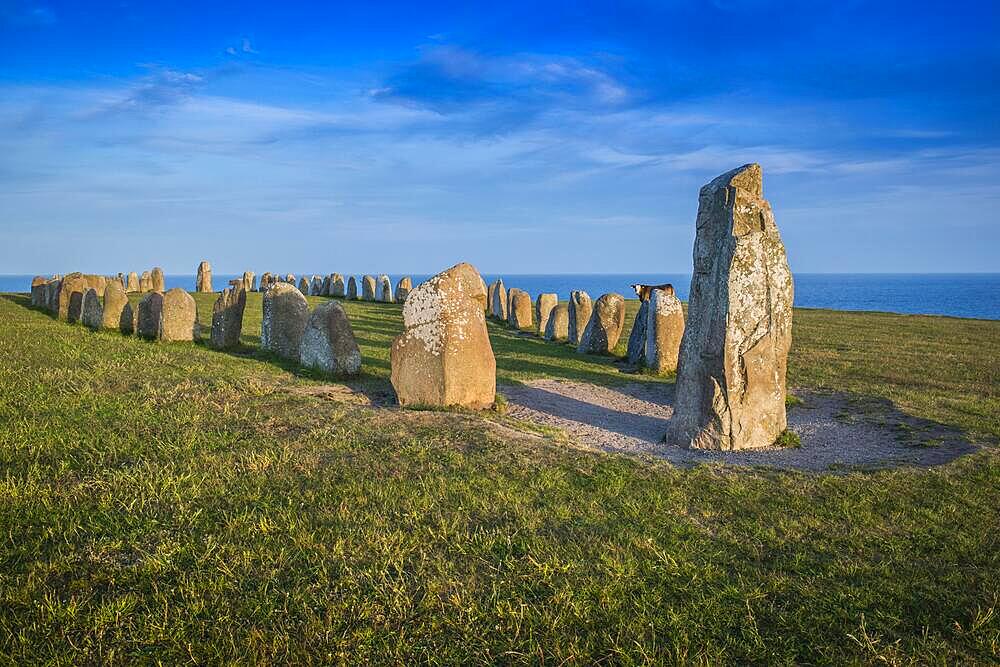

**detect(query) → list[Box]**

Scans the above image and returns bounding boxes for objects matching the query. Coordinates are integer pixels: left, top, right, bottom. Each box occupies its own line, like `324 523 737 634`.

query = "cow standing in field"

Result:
630 283 675 302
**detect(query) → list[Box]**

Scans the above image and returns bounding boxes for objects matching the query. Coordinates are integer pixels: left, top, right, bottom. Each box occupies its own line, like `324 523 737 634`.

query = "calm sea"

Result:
3 273 998 321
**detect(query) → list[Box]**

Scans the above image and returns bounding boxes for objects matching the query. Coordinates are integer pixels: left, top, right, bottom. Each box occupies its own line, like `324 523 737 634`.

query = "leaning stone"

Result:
127 272 140 293
299 301 362 375
668 164 793 451
160 288 198 342
262 283 309 360
544 303 570 341
645 288 684 374
508 289 533 330
151 267 165 292
395 276 412 303
567 291 592 344
210 286 246 349
136 292 164 339
577 293 625 355
390 262 495 409
490 279 507 320
102 282 130 331
347 276 358 300
331 274 345 297
81 288 103 330
378 274 393 303
626 300 649 366
362 275 376 301
535 293 557 336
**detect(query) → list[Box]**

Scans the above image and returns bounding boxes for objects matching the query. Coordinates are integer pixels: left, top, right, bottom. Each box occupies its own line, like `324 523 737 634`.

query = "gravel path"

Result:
501 379 976 471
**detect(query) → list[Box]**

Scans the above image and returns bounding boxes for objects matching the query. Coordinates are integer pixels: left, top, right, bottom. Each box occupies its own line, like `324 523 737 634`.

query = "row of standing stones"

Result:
28 164 791 451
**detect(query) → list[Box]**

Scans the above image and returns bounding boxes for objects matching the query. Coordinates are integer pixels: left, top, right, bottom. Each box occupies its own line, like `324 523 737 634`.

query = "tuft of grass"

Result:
786 392 805 408
774 429 802 448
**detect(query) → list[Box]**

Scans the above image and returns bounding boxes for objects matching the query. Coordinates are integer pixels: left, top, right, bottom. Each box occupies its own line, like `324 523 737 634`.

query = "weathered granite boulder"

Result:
390 262 495 409
508 289 533 330
347 276 358 300
378 274 393 303
567 291 592 344
626 301 649 365
298 277 310 295
58 273 88 321
160 288 198 342
577 293 625 355
544 303 570 341
139 271 153 292
210 286 246 350
261 283 309 360
102 282 130 331
668 163 793 451
136 292 163 339
331 274 345 297
395 276 412 303
490 279 507 320
299 301 362 375
243 271 256 292
645 288 685 374
127 272 140 293
362 275 376 301
535 293 557 336
195 261 212 292
151 267 165 292
80 288 103 330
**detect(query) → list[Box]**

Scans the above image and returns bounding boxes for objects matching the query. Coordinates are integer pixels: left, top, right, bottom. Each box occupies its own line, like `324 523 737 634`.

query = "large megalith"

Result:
299 301 362 375
535 293 557 337
126 272 140 293
395 276 412 303
347 276 358 300
544 303 570 341
261 283 309 360
196 261 212 292
567 291 592 345
508 289 533 330
58 273 88 322
243 271 256 292
81 288 103 330
390 262 495 409
160 288 198 342
362 275 377 301
298 276 310 295
30 276 48 308
667 163 793 451
331 274 346 297
377 274 394 303
310 275 324 296
645 288 684 374
136 292 164 339
626 300 649 365
577 293 625 354
490 279 507 321
151 267 165 293
102 282 130 331
210 286 247 350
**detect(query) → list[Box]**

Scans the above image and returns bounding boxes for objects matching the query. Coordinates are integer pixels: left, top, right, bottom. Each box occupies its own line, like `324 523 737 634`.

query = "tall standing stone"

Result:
151 267 165 292
567 291 592 345
667 163 793 451
160 288 199 342
645 288 684 374
30 276 47 307
577 293 626 355
347 276 358 300
490 279 507 321
299 301 362 375
626 301 649 366
361 275 377 301
297 277 310 295
390 262 495 409
127 272 140 293
193 262 210 292
377 275 394 303
136 292 164 339
395 276 412 303
243 271 256 292
45 280 61 314
311 275 324 296
535 293 558 337
58 273 88 322
261 283 309 361
331 274 345 297
322 275 332 296
102 282 130 331
544 303 570 341
139 271 152 292
80 288 103 330
210 286 246 350
508 289 533 330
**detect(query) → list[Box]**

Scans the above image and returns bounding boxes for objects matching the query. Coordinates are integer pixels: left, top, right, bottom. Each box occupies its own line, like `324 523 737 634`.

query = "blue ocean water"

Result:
3 273 999 321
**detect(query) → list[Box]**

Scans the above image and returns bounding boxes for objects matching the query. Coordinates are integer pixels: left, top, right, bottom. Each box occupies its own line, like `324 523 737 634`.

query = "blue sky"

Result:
1 0 998 274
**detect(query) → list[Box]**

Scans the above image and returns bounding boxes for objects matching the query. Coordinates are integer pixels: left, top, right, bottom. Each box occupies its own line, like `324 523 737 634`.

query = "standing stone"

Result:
298 277 310 295
480 276 489 313
331 274 345 297
645 288 685 374
58 273 88 322
30 276 47 307
285 274 296 285
490 279 507 321
261 283 309 361
508 289 533 330
210 286 246 350
80 288 103 330
243 271 256 292
577 293 626 355
668 164 793 450
127 272 140 293
311 275 324 296
378 275 394 303
322 275 332 296
567 291 592 345
535 293 558 337
259 272 273 291
487 280 497 316
544 303 570 341
151 267 165 293
626 300 649 366
102 282 129 331
299 301 362 375
136 292 164 339
395 276 412 303
362 275 377 301
45 280 61 314
390 262 495 409
139 271 153 292
347 276 358 300
120 303 134 335
160 288 198 342
195 261 212 292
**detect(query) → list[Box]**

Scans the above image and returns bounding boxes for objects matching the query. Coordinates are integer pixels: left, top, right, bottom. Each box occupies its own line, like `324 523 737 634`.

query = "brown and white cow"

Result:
630 283 675 302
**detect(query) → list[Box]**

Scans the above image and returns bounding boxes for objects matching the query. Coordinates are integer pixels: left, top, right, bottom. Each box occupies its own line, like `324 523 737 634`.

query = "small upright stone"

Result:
136 292 164 339
242 271 256 292
577 293 626 355
261 283 309 360
644 288 684 374
127 272 140 293
299 301 362 375
395 276 412 303
567 291 592 344
151 267 165 292
102 282 130 331
378 274 394 303
160 288 198 342
626 301 649 366
490 279 507 320
210 286 247 350
195 261 212 292
331 274 345 297
80 288 103 330
347 276 358 299
508 289 533 330
139 271 153 292
668 164 793 450
544 303 570 341
362 275 376 301
535 293 558 337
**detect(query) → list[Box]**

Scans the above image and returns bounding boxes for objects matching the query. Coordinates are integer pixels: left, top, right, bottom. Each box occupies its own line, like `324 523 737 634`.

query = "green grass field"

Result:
1 291 998 663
